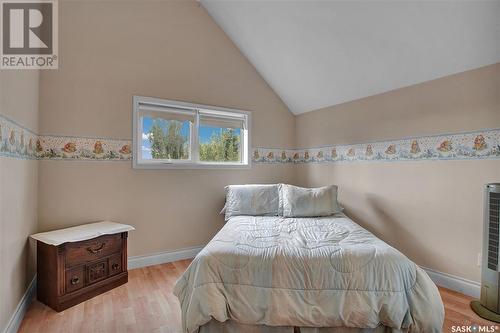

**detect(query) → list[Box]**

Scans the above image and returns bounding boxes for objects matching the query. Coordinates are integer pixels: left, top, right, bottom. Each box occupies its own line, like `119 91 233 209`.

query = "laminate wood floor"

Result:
18 259 498 333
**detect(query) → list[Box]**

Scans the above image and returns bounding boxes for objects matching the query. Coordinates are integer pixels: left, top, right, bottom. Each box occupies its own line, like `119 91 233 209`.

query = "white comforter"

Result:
174 215 444 333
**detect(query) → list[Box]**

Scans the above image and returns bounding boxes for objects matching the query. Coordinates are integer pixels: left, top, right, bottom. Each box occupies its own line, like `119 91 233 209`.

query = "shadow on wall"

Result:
342 191 436 266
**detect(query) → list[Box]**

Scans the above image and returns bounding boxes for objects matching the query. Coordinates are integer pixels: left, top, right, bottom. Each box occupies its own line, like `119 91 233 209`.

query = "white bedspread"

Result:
174 214 444 333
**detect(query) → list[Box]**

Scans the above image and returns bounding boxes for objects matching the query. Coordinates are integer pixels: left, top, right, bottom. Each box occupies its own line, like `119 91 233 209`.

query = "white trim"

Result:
422 266 480 298
192 111 200 164
2 275 36 333
127 246 204 270
132 161 252 170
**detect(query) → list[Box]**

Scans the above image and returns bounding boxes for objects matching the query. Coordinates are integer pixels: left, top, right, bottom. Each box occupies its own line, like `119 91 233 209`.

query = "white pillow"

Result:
224 184 280 221
280 184 342 217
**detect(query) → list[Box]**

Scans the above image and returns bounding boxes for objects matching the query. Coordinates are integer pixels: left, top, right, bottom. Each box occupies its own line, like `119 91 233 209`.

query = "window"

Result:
133 96 250 169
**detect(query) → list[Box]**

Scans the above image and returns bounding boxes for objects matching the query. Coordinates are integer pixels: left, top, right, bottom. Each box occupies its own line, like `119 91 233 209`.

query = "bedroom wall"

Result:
38 0 296 256
295 63 500 282
0 71 39 332
30 0 499 294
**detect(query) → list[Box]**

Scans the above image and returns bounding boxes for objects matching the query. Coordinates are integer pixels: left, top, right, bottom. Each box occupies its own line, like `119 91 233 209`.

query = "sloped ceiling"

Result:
200 0 500 115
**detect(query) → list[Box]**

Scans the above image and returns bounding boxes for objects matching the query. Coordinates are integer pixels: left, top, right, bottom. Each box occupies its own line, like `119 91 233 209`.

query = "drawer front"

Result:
108 254 122 276
86 259 108 285
65 266 85 294
65 234 122 267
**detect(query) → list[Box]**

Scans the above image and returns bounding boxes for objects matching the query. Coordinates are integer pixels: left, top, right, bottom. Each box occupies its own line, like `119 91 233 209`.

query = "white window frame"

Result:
133 96 251 169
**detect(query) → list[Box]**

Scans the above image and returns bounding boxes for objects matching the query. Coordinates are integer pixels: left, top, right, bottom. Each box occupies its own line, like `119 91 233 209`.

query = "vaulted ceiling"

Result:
201 0 500 115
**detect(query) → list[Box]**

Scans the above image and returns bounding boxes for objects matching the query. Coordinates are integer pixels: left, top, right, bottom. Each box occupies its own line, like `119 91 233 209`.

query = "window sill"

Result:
132 161 252 170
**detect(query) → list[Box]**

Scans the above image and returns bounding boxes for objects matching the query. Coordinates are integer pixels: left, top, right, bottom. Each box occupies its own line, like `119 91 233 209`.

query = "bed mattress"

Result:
174 214 444 333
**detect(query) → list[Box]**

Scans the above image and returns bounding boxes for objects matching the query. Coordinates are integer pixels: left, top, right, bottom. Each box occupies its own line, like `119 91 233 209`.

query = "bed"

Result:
173 185 444 333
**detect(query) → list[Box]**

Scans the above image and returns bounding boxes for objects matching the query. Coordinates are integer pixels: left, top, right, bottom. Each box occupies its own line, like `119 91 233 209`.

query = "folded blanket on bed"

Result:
174 215 444 333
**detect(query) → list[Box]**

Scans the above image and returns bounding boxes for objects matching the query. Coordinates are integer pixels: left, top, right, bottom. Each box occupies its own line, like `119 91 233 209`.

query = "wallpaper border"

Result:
0 114 38 160
254 128 500 164
1 113 499 164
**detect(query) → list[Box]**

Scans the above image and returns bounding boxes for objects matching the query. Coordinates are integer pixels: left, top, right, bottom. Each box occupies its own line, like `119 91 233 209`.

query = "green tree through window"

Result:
199 128 240 162
148 119 189 159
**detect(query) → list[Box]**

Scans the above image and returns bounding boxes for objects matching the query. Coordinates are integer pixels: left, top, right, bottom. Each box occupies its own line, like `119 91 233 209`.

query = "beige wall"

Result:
296 64 499 148
39 162 295 255
39 0 295 147
295 64 500 282
38 0 296 256
0 71 39 331
10 4 497 321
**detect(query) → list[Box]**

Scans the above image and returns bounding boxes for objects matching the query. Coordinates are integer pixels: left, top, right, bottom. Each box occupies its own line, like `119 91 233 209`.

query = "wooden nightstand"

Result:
30 222 135 312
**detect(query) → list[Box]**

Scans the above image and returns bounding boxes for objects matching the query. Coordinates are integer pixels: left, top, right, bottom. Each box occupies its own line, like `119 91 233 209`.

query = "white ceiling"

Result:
201 0 500 115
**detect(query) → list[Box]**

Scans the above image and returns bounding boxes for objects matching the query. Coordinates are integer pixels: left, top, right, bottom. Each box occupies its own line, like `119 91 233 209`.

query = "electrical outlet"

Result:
477 253 482 267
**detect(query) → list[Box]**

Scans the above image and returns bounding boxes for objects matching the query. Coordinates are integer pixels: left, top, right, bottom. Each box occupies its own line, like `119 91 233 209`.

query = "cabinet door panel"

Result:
65 266 84 293
86 259 108 285
109 254 123 276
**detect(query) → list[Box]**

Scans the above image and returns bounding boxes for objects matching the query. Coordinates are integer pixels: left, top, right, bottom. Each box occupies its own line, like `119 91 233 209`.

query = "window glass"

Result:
199 113 243 163
199 126 241 162
141 114 192 161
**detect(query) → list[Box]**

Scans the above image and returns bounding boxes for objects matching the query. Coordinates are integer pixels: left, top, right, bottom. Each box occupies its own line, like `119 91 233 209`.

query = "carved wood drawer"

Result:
65 234 122 267
65 266 85 294
86 259 108 285
109 254 122 276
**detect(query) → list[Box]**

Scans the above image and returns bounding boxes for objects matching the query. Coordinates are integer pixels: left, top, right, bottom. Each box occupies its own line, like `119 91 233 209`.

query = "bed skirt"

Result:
199 320 407 333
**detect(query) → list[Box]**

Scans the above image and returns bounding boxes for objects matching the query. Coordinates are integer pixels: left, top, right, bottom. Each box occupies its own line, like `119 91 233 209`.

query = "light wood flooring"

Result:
18 259 498 333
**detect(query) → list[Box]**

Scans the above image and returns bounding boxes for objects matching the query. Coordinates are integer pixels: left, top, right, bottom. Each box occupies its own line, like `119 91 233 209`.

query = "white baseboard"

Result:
127 246 483 299
128 245 204 270
2 275 36 333
422 266 480 298
127 247 483 300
